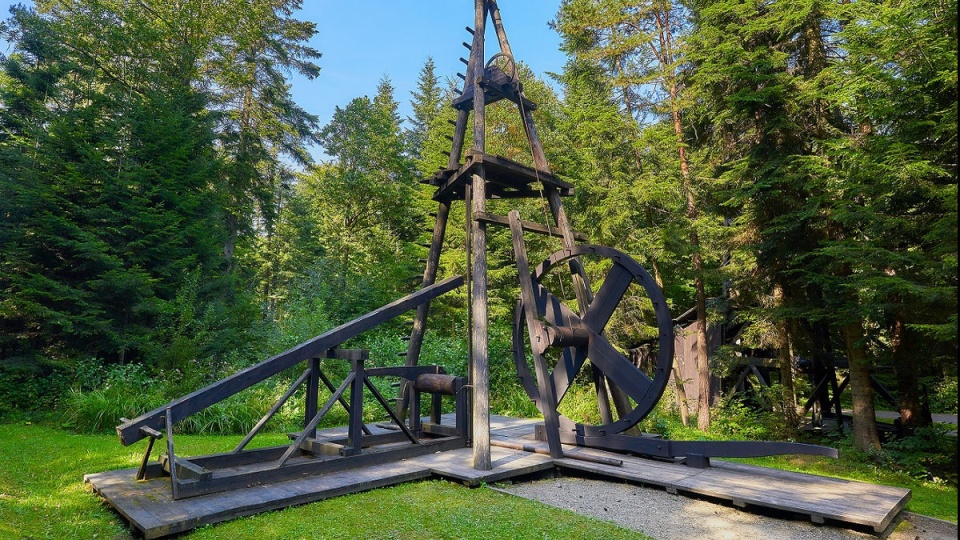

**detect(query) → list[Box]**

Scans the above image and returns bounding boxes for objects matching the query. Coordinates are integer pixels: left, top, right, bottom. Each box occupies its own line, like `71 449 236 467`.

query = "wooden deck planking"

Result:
496 434 910 533
408 446 554 486
677 460 910 531
87 415 911 537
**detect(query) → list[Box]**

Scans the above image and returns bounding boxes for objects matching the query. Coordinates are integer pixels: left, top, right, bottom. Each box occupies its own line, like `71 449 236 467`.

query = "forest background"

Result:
0 0 955 480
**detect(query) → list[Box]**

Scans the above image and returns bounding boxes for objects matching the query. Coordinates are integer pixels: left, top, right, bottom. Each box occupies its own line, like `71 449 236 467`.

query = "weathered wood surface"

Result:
409 446 553 486
451 65 538 112
474 211 588 241
489 419 909 533
430 152 574 202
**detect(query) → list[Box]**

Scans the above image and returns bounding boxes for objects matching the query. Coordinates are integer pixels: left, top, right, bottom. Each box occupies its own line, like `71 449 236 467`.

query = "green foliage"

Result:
61 359 164 432
928 377 958 415
708 397 776 440
0 357 71 420
880 425 958 486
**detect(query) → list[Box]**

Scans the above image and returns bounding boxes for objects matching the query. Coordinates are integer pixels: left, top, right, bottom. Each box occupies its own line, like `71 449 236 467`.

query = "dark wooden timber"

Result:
429 152 574 202
414 373 460 395
489 439 624 467
451 65 537 112
316 365 373 437
116 275 464 446
509 210 563 459
234 368 311 453
174 436 467 500
474 211 588 241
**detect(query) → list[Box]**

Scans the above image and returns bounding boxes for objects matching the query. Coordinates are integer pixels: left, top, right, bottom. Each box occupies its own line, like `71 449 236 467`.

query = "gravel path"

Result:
496 477 957 540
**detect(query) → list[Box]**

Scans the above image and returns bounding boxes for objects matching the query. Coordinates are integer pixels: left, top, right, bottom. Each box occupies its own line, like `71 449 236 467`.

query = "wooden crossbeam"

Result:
474 211 588 241
431 152 573 202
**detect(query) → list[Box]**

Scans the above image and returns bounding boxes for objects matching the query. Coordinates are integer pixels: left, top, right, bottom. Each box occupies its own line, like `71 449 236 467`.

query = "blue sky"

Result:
0 1 567 160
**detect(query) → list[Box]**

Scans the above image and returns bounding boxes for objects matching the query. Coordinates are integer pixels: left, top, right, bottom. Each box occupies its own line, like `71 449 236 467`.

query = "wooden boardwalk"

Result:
86 415 910 538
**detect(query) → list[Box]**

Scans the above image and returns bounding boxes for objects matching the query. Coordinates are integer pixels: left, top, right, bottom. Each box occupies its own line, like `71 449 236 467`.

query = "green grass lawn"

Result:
1 422 955 539
0 423 648 539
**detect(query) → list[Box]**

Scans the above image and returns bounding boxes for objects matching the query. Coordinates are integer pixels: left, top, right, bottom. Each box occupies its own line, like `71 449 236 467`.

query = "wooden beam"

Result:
116 276 465 446
509 210 564 459
470 0 491 472
474 211 588 241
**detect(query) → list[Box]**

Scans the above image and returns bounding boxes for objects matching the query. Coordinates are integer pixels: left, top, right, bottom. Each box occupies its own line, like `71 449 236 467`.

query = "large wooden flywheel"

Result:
512 244 674 439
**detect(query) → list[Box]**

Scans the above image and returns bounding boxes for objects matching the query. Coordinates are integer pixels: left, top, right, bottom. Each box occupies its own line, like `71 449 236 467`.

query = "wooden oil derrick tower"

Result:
402 0 581 470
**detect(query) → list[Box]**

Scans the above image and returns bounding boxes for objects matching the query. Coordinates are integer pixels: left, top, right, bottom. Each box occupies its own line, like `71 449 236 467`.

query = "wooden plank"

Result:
692 460 911 531
117 275 464 446
510 210 563 459
545 443 908 532
410 446 553 486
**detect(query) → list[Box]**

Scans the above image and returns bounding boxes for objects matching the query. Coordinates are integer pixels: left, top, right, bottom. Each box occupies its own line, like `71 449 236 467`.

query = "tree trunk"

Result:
778 323 799 433
890 315 927 434
694 273 710 431
842 320 881 452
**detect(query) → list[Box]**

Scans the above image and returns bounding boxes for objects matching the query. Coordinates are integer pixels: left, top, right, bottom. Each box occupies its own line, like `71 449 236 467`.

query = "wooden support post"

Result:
135 426 162 481
305 358 320 438
165 408 179 500
345 358 365 456
470 0 491 471
317 366 372 436
409 383 421 435
509 210 564 459
277 373 354 468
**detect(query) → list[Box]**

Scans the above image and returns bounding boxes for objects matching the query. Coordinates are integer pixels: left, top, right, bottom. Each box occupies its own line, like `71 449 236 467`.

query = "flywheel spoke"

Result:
582 262 634 333
586 335 654 406
551 346 587 403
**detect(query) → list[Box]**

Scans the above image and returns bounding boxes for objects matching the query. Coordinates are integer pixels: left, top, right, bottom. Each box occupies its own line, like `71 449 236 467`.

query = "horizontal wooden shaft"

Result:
414 373 462 396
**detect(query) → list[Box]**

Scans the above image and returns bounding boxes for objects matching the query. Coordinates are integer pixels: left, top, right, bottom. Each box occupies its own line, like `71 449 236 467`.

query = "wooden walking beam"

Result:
116 275 465 446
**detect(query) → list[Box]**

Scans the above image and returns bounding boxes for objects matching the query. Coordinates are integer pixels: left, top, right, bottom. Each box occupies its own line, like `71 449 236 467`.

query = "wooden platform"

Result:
86 415 910 538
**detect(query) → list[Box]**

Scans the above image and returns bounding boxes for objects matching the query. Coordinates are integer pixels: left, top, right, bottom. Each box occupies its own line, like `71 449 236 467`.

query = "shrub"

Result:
928 377 958 414
62 361 166 433
881 425 958 486
708 397 776 440
0 356 72 420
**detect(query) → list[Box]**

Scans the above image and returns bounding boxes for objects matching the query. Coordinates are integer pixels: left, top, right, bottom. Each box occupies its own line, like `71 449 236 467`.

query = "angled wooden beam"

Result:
116 275 465 446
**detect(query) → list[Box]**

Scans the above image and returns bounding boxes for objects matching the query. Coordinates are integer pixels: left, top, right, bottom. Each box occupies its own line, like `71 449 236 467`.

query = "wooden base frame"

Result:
142 355 469 500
